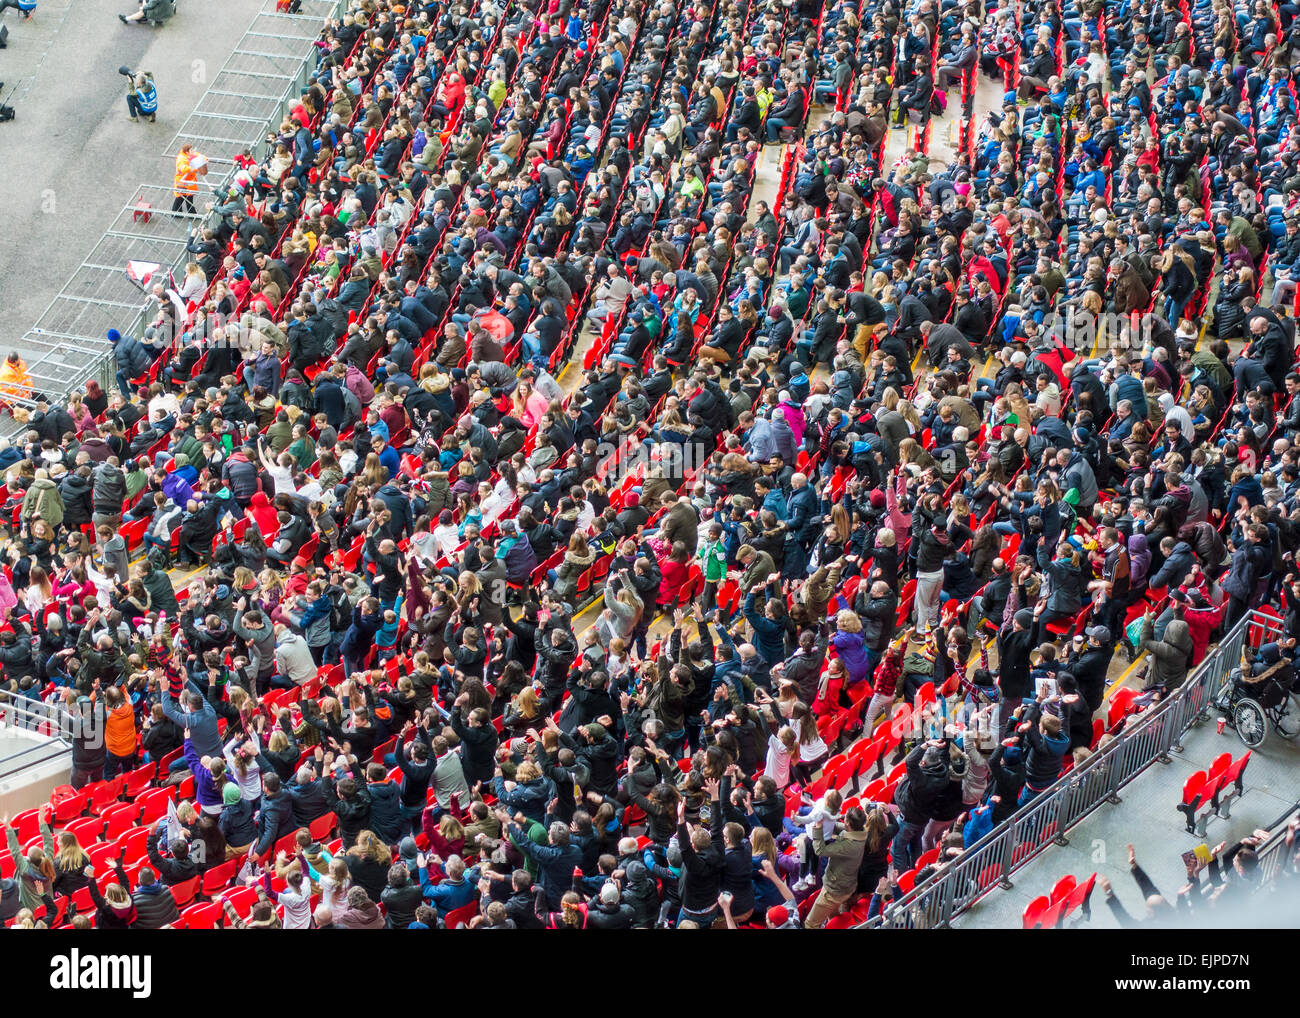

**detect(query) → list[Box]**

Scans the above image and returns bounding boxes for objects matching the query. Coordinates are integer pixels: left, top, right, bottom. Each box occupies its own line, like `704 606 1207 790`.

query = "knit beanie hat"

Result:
223 783 243 806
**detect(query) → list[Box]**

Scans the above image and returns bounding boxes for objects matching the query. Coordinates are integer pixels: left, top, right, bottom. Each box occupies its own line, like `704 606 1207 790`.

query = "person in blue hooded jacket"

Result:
108 328 152 397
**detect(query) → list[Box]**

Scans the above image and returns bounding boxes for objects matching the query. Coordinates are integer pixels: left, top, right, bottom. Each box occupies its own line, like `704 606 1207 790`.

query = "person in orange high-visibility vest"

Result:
0 350 32 403
173 143 207 213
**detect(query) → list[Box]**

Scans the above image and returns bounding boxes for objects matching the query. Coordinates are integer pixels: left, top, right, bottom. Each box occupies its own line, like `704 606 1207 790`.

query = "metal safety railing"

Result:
859 608 1285 928
1253 802 1300 884
0 697 78 781
2 0 343 433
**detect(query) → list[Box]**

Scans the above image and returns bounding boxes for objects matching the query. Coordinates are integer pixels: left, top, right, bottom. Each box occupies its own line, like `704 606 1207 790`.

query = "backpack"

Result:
148 543 172 571
930 89 947 115
328 588 351 633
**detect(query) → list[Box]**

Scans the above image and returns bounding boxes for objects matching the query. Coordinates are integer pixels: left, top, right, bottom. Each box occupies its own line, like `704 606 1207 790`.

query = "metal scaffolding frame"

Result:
4 0 342 428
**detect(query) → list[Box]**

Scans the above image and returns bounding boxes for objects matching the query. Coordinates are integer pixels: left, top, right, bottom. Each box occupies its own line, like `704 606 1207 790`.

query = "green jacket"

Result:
6 821 55 912
739 551 776 592
506 818 549 879
811 824 869 900
125 466 150 501
697 539 728 582
1191 350 1232 393
21 477 64 528
266 419 293 455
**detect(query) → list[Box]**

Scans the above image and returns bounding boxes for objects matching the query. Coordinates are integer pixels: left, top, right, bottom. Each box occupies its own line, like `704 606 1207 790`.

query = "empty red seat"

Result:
102 802 140 841
1022 895 1055 929
201 859 238 898
62 816 104 844
444 900 480 929
118 826 151 864
1107 687 1138 730
121 762 157 799
170 874 201 908
1048 874 1077 905
308 811 338 841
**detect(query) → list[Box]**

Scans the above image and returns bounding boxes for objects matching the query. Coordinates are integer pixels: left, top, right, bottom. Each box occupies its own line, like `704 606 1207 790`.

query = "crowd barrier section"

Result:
858 608 1282 928
2 0 343 431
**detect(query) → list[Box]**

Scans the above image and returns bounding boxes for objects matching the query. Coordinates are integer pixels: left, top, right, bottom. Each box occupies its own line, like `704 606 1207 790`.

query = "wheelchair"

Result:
1213 666 1299 749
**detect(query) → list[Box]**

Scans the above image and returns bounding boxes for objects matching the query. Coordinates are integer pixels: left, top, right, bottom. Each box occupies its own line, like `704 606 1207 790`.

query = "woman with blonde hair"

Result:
898 437 935 472
421 802 467 858
344 830 392 902
52 829 92 898
4 816 55 922
179 261 208 303
258 568 288 620
789 701 830 785
318 855 352 912
502 685 542 739
85 862 137 930
536 888 589 928
897 398 922 434
362 452 388 489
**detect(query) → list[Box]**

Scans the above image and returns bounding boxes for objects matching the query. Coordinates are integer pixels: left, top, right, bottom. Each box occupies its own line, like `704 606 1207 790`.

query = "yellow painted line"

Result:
571 596 603 627
1103 649 1149 702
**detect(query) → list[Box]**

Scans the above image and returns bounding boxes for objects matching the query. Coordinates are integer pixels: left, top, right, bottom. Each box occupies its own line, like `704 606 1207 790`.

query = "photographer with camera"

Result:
121 67 157 123
118 0 174 26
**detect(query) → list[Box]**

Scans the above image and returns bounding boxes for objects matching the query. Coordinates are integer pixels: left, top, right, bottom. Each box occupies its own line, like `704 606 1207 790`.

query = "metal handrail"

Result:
1253 803 1300 885
0 698 77 780
1 0 345 437
859 608 1284 928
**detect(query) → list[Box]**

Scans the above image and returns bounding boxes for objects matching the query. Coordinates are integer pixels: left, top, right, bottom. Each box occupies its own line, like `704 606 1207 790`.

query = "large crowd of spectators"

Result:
1 0 1300 931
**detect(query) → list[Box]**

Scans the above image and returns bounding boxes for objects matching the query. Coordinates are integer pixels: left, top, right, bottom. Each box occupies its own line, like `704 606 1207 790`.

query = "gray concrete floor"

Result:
0 0 267 355
955 706 1300 928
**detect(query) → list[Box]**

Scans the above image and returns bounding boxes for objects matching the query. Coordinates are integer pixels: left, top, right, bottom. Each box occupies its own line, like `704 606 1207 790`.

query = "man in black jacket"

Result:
285 764 331 827
254 772 296 860
535 622 578 712
145 823 200 886
997 580 1042 731
1067 625 1116 713
676 778 725 925
890 740 952 871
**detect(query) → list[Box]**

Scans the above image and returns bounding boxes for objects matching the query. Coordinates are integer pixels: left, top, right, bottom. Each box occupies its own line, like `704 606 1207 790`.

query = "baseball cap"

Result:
1085 625 1111 643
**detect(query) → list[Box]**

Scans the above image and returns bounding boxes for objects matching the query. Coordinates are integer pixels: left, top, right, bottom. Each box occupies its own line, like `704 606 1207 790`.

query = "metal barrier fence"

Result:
860 608 1284 928
3 0 342 432
0 698 77 781
1254 802 1300 884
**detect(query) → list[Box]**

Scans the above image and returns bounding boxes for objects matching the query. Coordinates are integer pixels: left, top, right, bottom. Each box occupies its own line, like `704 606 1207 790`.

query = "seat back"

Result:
1181 770 1206 806
180 902 222 929
1049 873 1077 905
444 900 480 929
170 874 201 908
1022 895 1051 929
